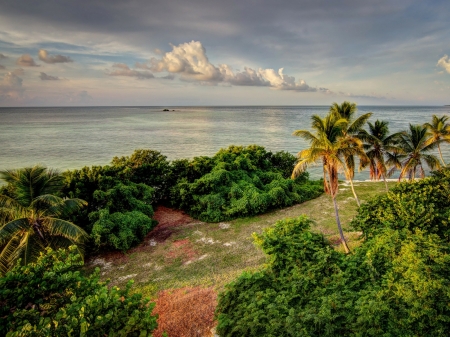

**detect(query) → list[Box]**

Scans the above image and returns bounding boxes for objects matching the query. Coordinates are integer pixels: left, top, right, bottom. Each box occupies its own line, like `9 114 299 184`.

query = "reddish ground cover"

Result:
152 287 217 337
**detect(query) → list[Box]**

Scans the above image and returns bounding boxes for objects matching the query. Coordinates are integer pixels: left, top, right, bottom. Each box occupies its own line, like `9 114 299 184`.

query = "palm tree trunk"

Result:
343 162 360 207
438 144 446 166
347 177 360 207
325 165 350 254
382 174 389 192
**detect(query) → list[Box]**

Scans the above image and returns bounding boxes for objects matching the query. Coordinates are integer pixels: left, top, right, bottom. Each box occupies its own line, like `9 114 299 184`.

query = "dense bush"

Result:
0 246 157 337
170 145 323 222
216 216 450 336
350 167 450 241
111 149 171 202
63 161 157 251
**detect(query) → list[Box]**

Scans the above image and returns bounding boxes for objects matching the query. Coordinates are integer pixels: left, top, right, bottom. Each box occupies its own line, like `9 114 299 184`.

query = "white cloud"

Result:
16 54 39 67
150 41 222 82
39 72 59 80
258 68 316 91
146 40 321 92
108 63 154 79
38 49 73 64
437 55 450 74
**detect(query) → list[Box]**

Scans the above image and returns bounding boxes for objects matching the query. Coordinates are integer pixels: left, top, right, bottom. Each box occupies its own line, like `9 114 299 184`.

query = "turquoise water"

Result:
1 106 449 179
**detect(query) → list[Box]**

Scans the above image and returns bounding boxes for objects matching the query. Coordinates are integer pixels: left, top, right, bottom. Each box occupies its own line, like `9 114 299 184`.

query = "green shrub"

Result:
351 167 450 240
170 145 323 222
63 167 157 252
0 246 157 337
216 216 450 336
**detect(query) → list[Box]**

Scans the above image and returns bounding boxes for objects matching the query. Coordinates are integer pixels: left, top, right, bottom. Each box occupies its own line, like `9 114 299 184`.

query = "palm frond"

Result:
0 218 30 245
46 218 88 243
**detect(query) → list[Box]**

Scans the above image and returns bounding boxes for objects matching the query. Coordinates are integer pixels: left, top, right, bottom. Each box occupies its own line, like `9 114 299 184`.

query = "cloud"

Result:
258 68 316 91
38 49 73 64
0 71 24 101
149 40 319 91
0 54 7 59
12 68 24 76
16 54 39 67
108 63 155 79
39 72 59 80
150 41 222 82
160 74 175 80
437 55 450 74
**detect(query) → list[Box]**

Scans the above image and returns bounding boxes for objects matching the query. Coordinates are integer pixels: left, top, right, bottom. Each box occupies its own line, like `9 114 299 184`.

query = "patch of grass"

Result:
88 181 394 298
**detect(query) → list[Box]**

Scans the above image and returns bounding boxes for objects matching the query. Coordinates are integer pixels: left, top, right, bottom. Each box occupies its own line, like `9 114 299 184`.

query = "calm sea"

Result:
1 106 449 179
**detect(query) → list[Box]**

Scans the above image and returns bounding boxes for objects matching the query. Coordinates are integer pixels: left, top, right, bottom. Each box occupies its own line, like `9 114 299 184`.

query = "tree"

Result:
0 246 157 336
389 124 441 180
358 120 402 191
292 113 351 253
0 166 87 275
423 114 450 166
329 101 372 206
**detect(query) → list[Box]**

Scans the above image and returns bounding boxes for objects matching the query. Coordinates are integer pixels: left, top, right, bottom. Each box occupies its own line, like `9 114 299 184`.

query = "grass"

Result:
88 180 395 298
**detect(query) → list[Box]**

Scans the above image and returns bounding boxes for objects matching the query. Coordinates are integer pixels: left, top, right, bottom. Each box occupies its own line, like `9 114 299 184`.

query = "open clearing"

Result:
86 181 395 298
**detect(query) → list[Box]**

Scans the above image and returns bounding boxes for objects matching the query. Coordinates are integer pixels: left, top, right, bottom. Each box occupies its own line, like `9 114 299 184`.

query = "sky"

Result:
0 0 449 106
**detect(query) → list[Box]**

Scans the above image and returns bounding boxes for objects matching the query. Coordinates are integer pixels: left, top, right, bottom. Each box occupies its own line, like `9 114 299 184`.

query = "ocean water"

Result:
1 106 449 180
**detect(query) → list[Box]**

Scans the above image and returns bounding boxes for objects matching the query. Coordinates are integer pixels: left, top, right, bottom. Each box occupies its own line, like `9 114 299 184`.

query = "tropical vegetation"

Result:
0 246 157 336
170 145 323 222
292 111 352 252
0 166 88 275
216 169 450 336
1 103 450 336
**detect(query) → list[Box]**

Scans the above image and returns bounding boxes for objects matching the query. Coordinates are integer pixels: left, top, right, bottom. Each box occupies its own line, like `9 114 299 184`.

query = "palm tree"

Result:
423 115 450 166
358 120 402 191
0 165 88 274
292 113 350 253
329 101 372 206
389 124 441 180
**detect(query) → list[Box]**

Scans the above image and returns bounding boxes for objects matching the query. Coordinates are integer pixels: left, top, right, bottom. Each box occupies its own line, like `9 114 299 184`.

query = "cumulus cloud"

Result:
16 54 39 67
150 41 222 82
39 72 59 80
437 55 450 74
108 63 154 79
147 41 319 92
38 49 73 64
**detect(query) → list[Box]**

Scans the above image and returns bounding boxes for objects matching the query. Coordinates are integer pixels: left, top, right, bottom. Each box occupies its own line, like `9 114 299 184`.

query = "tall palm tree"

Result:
389 124 441 180
423 115 450 166
329 101 372 206
0 166 88 274
292 113 351 253
358 120 402 191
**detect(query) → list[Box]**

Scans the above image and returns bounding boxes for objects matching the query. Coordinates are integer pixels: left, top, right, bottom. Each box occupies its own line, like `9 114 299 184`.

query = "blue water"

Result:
1 106 449 179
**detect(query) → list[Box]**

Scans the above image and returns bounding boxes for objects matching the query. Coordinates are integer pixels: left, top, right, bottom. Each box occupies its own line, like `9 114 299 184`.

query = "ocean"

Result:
1 106 449 180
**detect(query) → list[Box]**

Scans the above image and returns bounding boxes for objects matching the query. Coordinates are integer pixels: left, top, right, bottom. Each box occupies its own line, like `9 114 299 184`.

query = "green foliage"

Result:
0 166 88 275
216 216 450 336
63 163 157 252
111 149 171 202
351 167 450 240
0 246 157 337
170 145 323 222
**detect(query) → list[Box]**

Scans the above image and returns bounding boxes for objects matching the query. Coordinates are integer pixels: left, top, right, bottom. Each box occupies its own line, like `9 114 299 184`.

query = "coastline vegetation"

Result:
1 102 450 335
